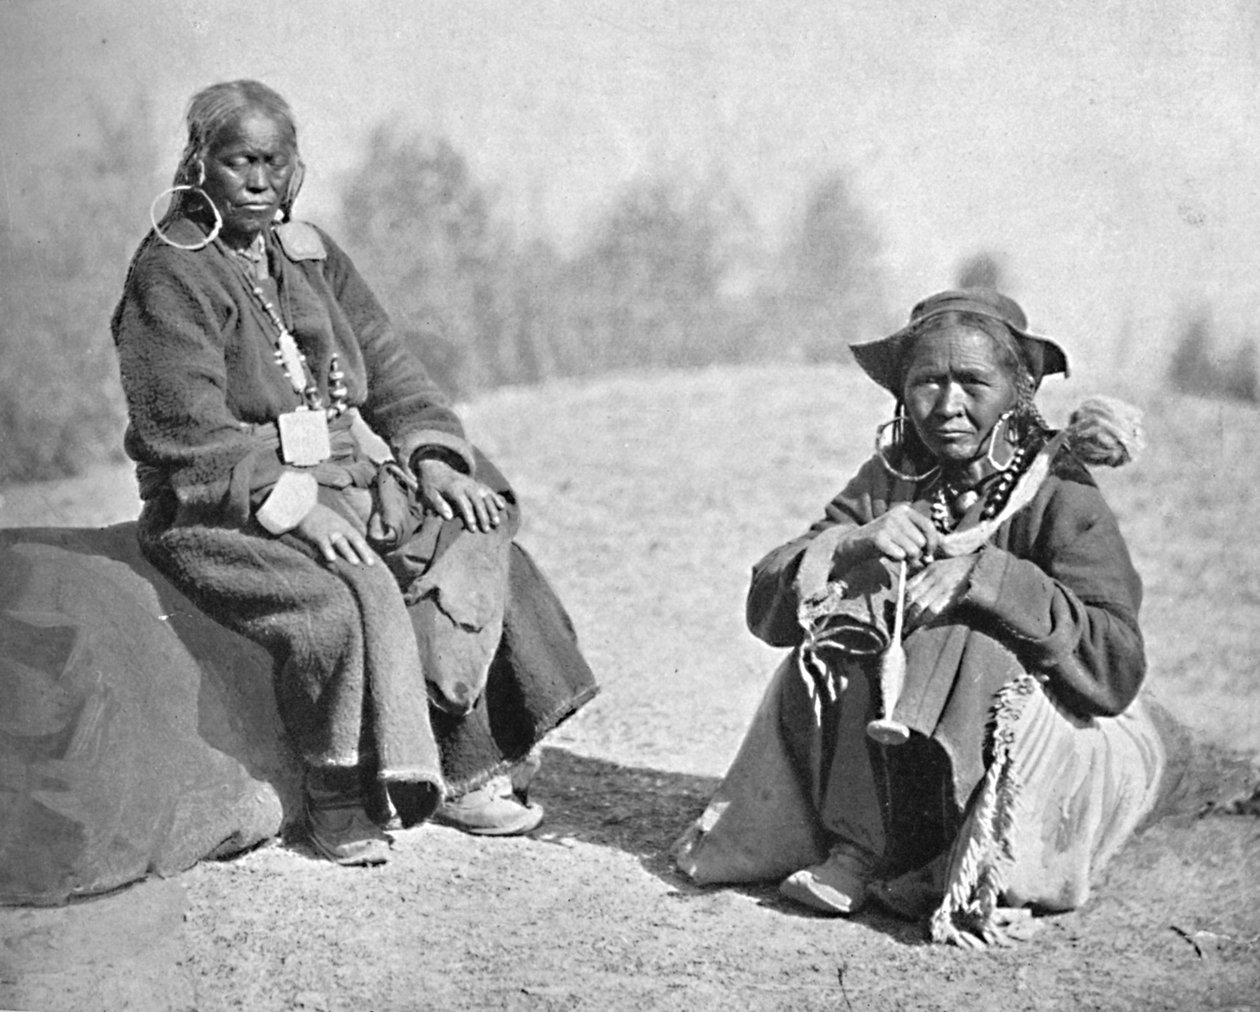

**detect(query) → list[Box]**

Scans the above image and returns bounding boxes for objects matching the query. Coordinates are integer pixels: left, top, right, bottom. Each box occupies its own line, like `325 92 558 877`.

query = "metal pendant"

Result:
278 407 332 466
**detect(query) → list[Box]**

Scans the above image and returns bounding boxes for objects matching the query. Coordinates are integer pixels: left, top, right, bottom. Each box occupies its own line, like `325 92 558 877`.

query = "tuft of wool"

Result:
1065 396 1145 468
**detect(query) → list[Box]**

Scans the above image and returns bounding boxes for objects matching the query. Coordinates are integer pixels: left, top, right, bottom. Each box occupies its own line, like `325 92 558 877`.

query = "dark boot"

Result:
304 767 391 866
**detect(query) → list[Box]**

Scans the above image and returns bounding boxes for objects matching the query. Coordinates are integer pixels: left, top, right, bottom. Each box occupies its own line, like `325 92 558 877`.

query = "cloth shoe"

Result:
433 774 544 836
304 768 392 866
778 842 875 916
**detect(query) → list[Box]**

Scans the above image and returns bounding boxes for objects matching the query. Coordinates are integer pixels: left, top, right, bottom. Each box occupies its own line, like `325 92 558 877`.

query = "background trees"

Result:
7 111 1255 486
0 99 156 482
0 119 898 481
337 128 509 397
333 135 887 398
762 172 888 363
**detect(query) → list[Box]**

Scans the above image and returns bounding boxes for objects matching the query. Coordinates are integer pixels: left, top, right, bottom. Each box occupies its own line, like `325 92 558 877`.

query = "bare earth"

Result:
2 364 1258 1012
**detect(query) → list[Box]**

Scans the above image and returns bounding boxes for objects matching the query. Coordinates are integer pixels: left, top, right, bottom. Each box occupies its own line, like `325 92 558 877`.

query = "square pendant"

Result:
278 408 331 466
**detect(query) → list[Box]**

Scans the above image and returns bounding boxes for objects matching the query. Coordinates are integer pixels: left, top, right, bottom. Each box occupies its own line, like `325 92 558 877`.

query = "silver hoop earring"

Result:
984 410 1018 471
875 416 941 484
149 184 223 250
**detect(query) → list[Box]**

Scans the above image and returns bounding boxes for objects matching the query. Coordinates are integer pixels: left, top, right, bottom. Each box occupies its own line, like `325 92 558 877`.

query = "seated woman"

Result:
112 80 597 866
673 289 1166 945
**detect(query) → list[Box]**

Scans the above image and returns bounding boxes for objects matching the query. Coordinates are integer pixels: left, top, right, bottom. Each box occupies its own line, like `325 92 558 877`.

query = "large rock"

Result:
0 524 302 906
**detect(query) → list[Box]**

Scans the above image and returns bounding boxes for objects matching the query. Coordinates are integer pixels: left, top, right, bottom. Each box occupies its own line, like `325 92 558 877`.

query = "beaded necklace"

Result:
228 233 348 418
928 440 1033 534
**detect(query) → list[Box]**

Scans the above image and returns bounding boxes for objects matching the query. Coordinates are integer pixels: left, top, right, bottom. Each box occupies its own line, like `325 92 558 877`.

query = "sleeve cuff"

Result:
392 428 476 476
255 468 319 534
794 526 850 598
962 544 1058 645
962 543 1008 613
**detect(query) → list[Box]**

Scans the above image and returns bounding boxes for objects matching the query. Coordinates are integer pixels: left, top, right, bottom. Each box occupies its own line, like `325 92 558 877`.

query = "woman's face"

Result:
902 326 1020 467
200 108 296 246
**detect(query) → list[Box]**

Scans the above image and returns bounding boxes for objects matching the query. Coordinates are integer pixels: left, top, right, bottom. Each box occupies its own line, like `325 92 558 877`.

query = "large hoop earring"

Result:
875 416 941 483
984 410 1018 471
149 184 222 251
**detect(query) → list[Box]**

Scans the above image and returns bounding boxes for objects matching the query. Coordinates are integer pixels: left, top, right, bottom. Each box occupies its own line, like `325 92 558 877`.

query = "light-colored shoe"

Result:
433 775 544 836
778 844 874 915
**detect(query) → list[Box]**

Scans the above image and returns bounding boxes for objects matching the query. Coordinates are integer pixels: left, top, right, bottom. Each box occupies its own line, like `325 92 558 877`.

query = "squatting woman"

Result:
674 289 1165 945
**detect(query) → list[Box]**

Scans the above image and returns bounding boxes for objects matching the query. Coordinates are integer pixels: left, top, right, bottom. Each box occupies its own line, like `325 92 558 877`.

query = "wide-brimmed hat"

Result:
850 289 1070 395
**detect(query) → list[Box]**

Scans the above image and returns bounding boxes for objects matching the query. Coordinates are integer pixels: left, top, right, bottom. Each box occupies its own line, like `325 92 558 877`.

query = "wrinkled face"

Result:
200 109 296 246
902 326 1020 466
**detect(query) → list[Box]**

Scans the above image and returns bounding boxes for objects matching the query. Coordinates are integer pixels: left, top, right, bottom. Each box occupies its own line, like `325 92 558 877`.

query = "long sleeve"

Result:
113 235 287 523
115 220 486 532
745 449 1146 719
313 229 475 474
962 464 1146 717
746 456 898 647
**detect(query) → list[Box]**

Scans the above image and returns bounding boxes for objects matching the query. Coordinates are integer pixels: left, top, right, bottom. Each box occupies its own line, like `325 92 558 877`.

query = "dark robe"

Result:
111 216 597 821
675 445 1165 928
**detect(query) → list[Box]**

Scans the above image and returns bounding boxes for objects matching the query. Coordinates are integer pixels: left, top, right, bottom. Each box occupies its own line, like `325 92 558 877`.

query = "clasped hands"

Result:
847 504 978 630
291 455 506 568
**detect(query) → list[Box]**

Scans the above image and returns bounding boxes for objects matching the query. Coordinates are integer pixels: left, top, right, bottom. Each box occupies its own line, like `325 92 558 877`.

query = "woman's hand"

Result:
850 504 942 567
904 554 977 629
414 458 506 533
292 503 377 566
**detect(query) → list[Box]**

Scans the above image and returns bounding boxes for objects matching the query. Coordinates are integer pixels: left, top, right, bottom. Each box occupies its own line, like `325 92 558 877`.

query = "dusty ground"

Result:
2 364 1258 1011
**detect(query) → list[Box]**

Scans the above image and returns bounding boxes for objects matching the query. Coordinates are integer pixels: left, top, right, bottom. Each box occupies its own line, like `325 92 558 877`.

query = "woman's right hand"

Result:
292 503 377 566
849 504 941 566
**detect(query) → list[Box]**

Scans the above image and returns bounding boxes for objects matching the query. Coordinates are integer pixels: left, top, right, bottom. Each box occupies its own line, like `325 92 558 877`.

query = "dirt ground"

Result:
2 364 1258 1011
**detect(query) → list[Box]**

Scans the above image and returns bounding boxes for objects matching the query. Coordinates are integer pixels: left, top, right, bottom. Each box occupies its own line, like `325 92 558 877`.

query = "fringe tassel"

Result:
929 675 1037 946
795 580 856 724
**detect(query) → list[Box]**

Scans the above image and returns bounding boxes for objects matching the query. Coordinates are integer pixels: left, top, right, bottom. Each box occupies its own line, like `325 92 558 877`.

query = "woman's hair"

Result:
897 311 1030 392
169 79 304 220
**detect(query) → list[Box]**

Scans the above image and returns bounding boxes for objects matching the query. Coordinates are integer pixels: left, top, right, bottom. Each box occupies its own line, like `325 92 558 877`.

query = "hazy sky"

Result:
3 0 1257 381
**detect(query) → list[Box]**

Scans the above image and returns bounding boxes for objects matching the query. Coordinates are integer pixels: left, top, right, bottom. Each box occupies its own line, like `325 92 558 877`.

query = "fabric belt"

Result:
135 409 380 501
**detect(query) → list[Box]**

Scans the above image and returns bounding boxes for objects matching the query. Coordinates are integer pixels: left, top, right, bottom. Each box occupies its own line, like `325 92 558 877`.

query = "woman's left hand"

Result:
413 457 506 533
903 554 978 630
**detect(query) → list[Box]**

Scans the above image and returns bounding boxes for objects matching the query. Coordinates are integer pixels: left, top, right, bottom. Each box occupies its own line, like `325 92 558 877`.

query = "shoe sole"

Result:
431 804 545 837
306 830 391 866
303 802 392 866
778 873 864 916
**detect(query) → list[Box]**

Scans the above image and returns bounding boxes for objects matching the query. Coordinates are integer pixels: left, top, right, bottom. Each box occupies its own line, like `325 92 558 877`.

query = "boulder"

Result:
0 524 302 906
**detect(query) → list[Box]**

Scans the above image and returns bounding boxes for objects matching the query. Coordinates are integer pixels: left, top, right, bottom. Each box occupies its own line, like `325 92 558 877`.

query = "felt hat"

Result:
850 289 1070 395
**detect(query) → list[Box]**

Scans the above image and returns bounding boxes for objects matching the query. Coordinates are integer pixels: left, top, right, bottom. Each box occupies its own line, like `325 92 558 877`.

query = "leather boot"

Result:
304 767 391 866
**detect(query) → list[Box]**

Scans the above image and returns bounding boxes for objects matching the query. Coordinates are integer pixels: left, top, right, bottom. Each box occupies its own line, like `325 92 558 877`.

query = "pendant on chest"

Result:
278 407 332 466
954 489 982 514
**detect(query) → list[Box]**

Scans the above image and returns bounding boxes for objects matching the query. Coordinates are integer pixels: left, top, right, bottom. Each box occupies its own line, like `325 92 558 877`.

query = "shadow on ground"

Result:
531 746 716 875
530 746 930 943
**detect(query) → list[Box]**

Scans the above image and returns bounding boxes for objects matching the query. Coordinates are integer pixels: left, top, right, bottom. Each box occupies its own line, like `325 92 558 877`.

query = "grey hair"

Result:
168 79 304 221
